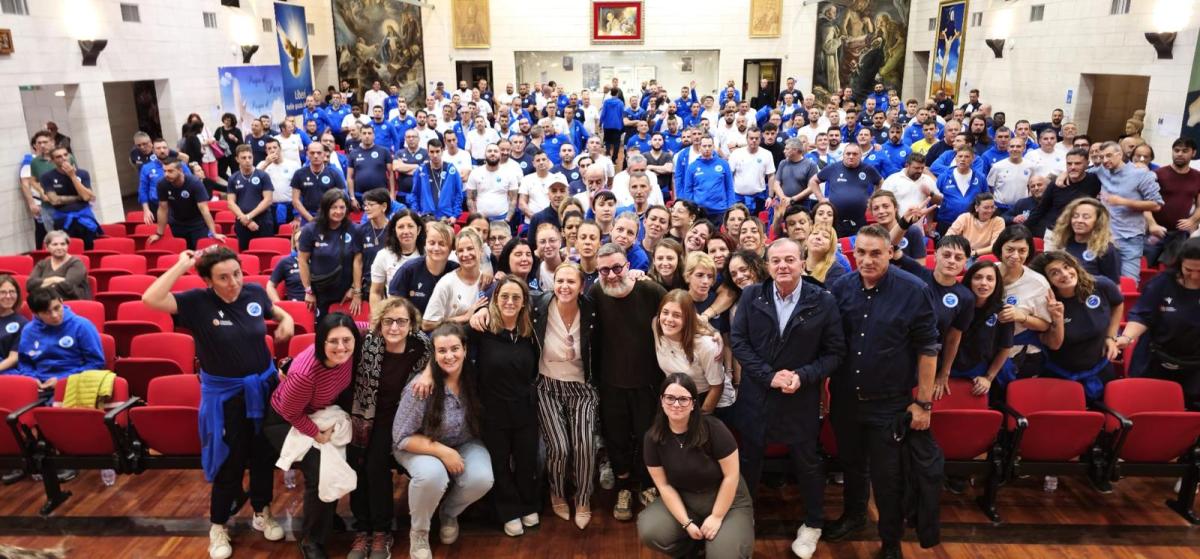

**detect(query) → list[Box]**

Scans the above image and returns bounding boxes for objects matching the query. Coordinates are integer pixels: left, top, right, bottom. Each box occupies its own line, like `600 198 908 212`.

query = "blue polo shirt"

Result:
817 162 882 228
291 165 349 215
227 168 274 227
349 144 393 193
395 147 429 194
269 254 306 301
40 169 92 213
174 284 274 377
157 174 211 228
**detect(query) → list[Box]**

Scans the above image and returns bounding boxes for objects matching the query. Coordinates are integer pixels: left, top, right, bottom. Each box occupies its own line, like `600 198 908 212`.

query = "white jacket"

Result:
275 405 357 502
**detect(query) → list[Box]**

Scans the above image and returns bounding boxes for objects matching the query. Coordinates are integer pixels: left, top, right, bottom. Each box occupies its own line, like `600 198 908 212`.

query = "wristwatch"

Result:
914 399 933 411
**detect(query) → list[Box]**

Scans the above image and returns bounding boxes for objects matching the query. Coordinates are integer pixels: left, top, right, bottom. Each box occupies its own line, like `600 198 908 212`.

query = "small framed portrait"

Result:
681 56 694 73
592 1 643 44
0 29 13 55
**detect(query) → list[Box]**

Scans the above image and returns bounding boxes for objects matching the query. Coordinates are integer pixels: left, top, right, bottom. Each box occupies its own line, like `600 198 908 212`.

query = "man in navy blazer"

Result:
731 237 845 559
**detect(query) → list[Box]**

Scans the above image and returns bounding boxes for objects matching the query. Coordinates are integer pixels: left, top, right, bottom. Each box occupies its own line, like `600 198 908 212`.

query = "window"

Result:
1110 0 1131 15
928 17 936 31
262 18 273 32
1030 4 1045 22
971 12 983 27
0 0 30 15
120 3 140 23
307 22 316 36
203 11 218 29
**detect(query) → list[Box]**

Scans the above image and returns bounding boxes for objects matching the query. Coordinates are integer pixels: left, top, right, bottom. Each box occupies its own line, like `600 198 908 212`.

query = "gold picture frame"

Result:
452 0 490 49
749 0 782 38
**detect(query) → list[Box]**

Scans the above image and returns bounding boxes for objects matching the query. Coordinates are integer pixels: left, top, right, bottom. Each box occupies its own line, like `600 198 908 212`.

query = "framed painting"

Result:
592 1 643 44
930 0 968 101
452 0 490 49
749 0 782 38
0 29 12 55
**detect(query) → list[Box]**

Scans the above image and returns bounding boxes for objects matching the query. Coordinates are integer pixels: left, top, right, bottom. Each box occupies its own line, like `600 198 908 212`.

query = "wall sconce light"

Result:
985 39 1005 58
241 44 259 64
78 39 107 66
1144 32 1176 59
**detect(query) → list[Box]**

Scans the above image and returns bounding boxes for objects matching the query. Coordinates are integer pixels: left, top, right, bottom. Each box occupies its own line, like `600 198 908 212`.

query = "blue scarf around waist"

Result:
55 206 99 233
951 358 1017 386
1042 358 1109 401
198 363 277 482
1012 329 1041 347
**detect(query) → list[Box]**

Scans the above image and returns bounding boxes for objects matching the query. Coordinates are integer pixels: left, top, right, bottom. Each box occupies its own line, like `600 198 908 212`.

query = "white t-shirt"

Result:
424 272 482 324
264 160 301 204
340 114 370 131
987 158 1036 206
417 128 440 150
274 134 304 166
952 169 973 197
1025 148 1066 178
466 166 518 217
443 149 473 179
519 171 569 215
730 147 776 195
499 159 524 185
881 171 937 215
611 171 664 208
1003 265 1052 353
370 248 419 288
363 89 388 112
581 154 615 179
466 128 500 160
582 104 601 136
655 334 725 393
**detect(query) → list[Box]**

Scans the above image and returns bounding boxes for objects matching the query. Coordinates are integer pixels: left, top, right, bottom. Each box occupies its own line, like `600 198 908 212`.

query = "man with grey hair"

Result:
1084 141 1163 282
771 137 821 211
612 152 664 208
589 242 666 521
732 236 844 558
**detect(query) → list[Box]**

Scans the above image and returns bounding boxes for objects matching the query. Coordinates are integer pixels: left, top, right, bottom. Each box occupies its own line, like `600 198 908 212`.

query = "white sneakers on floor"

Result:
503 518 524 536
791 524 822 559
440 516 460 545
252 506 285 541
208 524 232 559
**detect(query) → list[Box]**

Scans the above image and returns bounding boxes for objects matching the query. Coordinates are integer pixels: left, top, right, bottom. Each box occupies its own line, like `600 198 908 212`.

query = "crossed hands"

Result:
771 369 801 394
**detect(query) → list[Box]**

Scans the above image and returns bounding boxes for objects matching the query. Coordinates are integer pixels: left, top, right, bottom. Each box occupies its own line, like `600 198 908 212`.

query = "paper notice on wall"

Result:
1157 114 1182 138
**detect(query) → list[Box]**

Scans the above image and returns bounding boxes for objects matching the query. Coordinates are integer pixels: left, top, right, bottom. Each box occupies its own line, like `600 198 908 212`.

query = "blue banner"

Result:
217 65 286 136
274 2 313 116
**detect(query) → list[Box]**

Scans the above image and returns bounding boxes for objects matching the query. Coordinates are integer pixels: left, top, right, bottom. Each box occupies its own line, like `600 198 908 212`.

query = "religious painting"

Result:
332 0 426 105
592 1 643 44
749 0 782 38
452 0 490 49
0 29 13 55
1181 38 1200 158
930 0 968 102
810 0 909 104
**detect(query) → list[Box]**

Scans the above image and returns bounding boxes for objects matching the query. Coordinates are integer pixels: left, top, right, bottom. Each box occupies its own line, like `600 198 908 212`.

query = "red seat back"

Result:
244 275 270 290
33 376 130 454
1103 378 1185 430
249 237 292 254
144 237 186 253
197 237 240 253
66 300 106 331
931 409 1003 460
1007 378 1088 429
101 333 116 370
93 238 136 253
99 223 127 238
275 301 315 333
927 379 988 411
330 300 371 322
288 333 316 357
172 275 209 292
145 374 200 407
1019 411 1105 461
129 407 201 455
108 275 157 293
115 301 173 332
130 332 195 374
99 255 148 274
0 255 34 275
0 376 42 428
114 358 185 399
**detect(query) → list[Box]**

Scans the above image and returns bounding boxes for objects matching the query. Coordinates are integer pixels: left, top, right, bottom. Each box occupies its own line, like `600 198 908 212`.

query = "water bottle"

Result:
284 468 297 489
100 469 117 486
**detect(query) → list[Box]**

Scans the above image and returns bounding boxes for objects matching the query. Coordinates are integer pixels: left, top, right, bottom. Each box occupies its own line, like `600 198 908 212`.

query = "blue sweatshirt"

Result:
408 162 465 220
935 168 989 226
15 307 105 382
681 156 735 213
601 97 626 131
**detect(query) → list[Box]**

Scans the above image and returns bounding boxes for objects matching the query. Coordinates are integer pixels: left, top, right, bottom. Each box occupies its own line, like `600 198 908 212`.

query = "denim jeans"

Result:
1113 234 1145 284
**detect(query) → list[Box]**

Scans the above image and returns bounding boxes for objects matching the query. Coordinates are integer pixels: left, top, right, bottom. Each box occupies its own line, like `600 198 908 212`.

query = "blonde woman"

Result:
422 228 487 331
1051 197 1120 283
804 223 846 285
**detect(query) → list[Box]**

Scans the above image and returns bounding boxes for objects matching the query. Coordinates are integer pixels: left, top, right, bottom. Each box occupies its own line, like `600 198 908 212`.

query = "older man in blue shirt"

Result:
1089 141 1163 283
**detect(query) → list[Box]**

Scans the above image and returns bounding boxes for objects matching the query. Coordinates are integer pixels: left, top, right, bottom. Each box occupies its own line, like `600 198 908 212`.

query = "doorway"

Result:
456 61 494 90
1077 74 1150 142
742 58 781 106
102 80 164 208
911 51 931 101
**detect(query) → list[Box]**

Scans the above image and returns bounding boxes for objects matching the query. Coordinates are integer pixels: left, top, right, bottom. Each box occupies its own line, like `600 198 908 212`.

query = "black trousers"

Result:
830 393 910 546
264 407 338 545
739 433 824 529
599 383 657 489
482 399 541 522
210 395 276 524
348 406 398 533
54 217 96 250
313 285 345 321
1143 362 1200 411
169 223 209 250
234 220 274 252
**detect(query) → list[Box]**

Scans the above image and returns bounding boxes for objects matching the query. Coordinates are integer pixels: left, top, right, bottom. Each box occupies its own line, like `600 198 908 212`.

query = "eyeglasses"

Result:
381 317 411 329
596 263 627 277
661 395 694 407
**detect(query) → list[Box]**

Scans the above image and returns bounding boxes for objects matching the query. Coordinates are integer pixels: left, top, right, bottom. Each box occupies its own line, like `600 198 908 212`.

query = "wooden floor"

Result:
0 468 1197 558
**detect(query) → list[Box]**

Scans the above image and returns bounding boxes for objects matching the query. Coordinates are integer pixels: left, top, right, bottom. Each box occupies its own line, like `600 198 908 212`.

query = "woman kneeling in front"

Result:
392 323 493 559
638 373 754 558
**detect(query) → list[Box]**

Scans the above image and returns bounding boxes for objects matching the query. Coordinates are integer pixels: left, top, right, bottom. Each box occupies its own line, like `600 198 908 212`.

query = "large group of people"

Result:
6 74 1200 559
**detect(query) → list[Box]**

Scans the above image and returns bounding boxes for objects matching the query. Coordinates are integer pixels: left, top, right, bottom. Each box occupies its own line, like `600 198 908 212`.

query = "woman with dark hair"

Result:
358 188 397 297
651 238 687 290
736 216 767 256
946 192 1005 258
346 297 431 559
951 261 1016 399
496 237 543 292
181 120 206 170
1118 238 1200 410
773 204 812 243
654 290 724 414
266 312 360 557
392 323 492 559
637 373 754 558
216 112 244 179
669 200 699 242
299 189 363 320
1051 197 1120 284
706 234 734 273
812 199 837 229
992 224 1053 376
722 204 750 238
369 209 424 309
142 247 296 559
27 230 90 300
684 220 716 253
0 275 26 373
1030 251 1123 401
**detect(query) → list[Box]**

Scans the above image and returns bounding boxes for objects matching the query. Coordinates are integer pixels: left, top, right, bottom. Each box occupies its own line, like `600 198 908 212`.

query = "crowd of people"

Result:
6 75 1200 559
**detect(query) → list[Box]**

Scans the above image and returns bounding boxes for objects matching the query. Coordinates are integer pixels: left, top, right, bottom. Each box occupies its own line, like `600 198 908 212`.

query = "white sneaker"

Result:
1043 475 1059 493
252 506 285 541
791 524 822 559
408 529 432 559
503 518 525 536
208 524 232 559
598 460 615 490
439 515 460 545
520 512 540 527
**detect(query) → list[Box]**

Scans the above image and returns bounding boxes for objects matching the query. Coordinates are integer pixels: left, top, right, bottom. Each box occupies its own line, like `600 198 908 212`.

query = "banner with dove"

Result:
217 65 286 136
274 1 313 116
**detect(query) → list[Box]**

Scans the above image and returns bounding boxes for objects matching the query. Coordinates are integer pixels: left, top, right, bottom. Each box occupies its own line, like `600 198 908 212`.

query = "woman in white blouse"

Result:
653 289 725 415
368 209 424 309
422 228 487 331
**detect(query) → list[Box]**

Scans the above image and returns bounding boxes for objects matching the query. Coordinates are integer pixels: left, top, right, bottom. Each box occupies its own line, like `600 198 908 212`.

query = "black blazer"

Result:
530 291 598 386
730 276 845 444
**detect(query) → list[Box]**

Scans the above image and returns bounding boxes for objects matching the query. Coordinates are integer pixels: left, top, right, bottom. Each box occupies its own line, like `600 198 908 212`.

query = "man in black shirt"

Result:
148 158 227 249
825 225 941 559
1032 148 1101 249
760 123 786 167
39 147 99 249
588 242 666 522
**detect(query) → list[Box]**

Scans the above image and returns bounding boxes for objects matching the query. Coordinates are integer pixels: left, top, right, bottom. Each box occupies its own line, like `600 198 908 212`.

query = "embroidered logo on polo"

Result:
251 177 260 185
942 293 959 308
899 238 909 249
181 190 191 199
1086 294 1101 309
858 172 867 180
58 336 75 348
5 322 19 334
321 176 331 185
246 302 263 317
371 151 379 159
1082 250 1096 262
986 314 998 327
1006 295 1018 305
714 165 724 173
